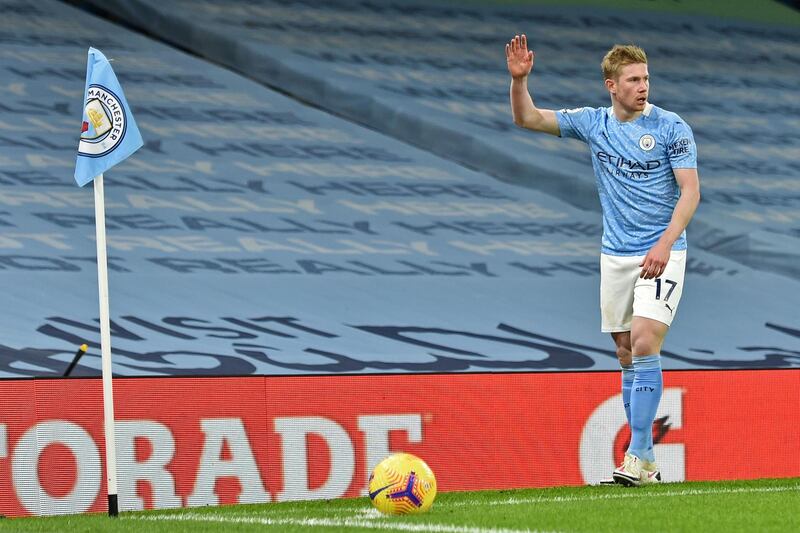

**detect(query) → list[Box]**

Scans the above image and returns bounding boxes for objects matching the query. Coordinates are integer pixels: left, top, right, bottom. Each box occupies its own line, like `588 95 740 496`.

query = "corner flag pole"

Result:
94 173 119 517
75 47 143 516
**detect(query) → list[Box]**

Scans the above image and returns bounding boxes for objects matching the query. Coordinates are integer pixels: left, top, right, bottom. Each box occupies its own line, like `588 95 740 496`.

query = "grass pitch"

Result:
2 478 797 533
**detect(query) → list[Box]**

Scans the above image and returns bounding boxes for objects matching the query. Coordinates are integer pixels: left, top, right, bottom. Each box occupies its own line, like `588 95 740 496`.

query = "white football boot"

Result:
600 454 634 485
612 453 645 486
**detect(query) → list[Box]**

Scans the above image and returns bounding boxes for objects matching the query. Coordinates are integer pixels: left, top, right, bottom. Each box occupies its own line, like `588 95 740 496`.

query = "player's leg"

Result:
614 250 686 486
628 317 668 457
613 317 668 486
599 254 637 484
599 331 634 485
611 331 634 424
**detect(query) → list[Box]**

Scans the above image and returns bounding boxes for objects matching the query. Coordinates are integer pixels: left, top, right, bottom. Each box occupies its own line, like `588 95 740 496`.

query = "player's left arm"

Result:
639 168 701 279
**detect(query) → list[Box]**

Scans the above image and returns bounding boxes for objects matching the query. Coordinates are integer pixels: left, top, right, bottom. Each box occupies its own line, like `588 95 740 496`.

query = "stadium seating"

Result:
82 0 800 281
1 0 798 378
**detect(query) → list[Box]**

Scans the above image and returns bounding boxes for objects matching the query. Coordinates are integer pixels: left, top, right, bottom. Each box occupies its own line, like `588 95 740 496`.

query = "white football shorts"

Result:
600 249 686 332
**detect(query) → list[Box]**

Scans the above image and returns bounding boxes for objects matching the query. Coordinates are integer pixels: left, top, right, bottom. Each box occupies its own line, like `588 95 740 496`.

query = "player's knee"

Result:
632 336 660 356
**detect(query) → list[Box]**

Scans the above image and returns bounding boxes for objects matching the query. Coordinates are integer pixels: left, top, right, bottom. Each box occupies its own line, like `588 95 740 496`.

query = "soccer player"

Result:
506 35 700 486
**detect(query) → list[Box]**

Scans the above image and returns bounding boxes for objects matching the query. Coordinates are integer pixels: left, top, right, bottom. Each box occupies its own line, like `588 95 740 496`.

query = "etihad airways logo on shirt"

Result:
595 151 661 180
596 151 661 171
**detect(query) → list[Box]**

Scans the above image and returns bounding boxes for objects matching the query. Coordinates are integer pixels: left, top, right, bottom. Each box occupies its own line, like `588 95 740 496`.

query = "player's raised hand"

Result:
506 34 534 80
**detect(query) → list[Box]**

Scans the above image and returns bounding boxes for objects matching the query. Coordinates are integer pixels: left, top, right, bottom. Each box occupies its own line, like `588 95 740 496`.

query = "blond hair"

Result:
601 45 647 80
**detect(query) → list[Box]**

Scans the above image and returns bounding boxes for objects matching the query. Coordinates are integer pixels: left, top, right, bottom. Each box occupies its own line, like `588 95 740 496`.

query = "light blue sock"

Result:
628 355 662 463
621 364 635 425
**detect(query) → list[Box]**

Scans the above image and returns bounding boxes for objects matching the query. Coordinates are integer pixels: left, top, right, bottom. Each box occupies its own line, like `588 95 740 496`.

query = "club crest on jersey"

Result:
638 134 656 151
78 84 128 158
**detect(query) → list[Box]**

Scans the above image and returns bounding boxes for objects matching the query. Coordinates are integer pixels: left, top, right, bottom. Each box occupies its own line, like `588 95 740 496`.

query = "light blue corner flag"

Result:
74 47 143 187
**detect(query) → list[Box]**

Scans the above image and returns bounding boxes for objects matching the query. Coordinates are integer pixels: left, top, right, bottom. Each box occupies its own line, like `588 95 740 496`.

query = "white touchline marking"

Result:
130 513 561 533
125 484 800 531
357 507 384 519
442 484 800 508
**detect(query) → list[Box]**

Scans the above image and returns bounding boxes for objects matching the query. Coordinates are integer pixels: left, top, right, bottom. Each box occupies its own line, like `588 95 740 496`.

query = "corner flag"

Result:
75 47 142 186
73 47 144 518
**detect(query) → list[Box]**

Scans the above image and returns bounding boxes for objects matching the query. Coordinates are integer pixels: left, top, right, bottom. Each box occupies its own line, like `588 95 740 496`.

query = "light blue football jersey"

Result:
555 103 697 256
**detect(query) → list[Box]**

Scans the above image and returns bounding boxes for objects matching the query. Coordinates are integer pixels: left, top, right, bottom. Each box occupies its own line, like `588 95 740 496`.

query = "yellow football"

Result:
368 452 437 515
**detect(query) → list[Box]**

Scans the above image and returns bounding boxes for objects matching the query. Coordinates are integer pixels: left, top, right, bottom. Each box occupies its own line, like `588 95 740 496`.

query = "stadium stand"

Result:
0 0 798 378
81 0 800 280
1 0 799 377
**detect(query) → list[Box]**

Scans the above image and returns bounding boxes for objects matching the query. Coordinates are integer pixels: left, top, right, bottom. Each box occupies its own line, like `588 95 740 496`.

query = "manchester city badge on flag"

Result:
74 47 143 187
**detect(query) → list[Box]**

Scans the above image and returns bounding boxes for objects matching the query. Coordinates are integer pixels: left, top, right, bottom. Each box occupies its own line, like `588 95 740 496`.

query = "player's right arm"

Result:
506 34 560 137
